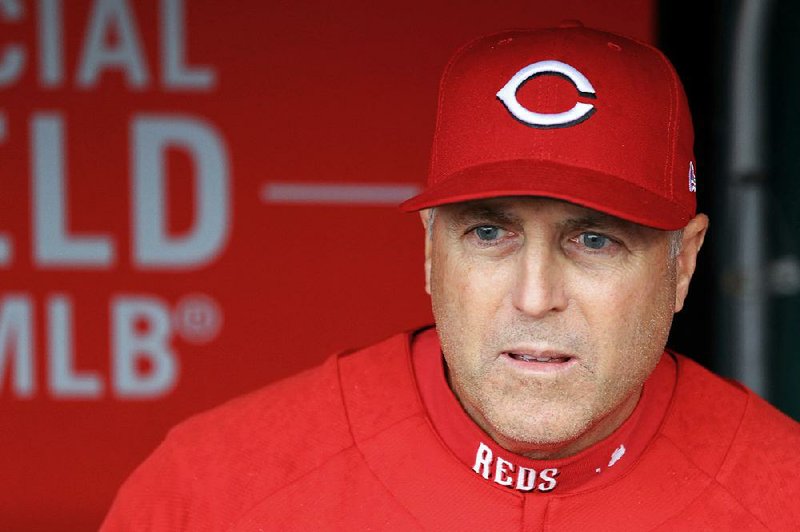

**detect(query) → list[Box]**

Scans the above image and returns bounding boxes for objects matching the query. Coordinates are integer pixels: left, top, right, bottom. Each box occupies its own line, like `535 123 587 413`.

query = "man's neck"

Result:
462 387 643 460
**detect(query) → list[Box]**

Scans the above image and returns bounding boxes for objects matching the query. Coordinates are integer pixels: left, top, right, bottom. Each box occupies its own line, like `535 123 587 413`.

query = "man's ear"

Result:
674 213 709 312
420 210 432 295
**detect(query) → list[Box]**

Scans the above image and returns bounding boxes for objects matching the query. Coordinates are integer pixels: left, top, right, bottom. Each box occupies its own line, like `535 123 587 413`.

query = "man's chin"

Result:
485 409 595 454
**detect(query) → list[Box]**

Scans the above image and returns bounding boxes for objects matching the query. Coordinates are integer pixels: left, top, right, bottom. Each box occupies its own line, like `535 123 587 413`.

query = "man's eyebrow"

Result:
558 212 641 234
447 204 524 229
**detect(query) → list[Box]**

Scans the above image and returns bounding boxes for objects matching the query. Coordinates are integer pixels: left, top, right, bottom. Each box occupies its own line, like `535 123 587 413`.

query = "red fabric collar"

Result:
412 327 676 495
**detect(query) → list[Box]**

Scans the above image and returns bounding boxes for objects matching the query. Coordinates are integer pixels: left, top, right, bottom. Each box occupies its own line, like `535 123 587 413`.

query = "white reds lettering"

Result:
472 442 560 492
496 60 596 129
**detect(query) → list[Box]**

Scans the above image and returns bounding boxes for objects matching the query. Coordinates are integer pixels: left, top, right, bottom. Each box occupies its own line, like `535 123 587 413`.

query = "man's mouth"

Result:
502 350 577 372
507 352 572 364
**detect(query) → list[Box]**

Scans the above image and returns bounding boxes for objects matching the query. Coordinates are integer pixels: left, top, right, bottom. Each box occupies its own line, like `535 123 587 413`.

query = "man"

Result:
103 25 800 530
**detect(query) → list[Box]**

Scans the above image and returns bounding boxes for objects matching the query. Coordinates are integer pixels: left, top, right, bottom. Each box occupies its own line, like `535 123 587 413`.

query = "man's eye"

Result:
579 232 610 250
473 226 504 241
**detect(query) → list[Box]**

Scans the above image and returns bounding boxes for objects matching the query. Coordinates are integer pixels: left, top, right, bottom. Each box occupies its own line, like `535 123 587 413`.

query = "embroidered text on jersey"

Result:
472 442 559 492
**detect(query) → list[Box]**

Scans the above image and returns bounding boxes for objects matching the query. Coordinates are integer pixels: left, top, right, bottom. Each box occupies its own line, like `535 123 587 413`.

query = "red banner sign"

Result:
0 0 653 528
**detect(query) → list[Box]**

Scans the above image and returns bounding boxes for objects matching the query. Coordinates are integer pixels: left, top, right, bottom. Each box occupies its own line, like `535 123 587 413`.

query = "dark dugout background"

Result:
1 1 797 530
662 0 800 422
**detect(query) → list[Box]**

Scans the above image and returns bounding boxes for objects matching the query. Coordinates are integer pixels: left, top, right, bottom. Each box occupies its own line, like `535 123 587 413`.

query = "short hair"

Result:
668 229 683 260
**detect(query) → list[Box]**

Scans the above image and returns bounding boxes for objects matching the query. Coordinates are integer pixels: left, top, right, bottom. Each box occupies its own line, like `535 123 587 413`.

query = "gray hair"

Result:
668 229 683 260
426 208 436 239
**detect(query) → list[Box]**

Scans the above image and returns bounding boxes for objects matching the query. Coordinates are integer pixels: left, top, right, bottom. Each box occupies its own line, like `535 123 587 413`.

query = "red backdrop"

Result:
0 1 653 528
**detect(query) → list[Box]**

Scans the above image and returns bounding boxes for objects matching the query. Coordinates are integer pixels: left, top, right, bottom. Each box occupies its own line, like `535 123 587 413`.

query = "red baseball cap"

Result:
400 24 697 230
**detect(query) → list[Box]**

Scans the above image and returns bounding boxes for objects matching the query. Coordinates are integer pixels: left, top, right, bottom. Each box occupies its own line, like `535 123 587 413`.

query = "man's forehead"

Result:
440 197 649 231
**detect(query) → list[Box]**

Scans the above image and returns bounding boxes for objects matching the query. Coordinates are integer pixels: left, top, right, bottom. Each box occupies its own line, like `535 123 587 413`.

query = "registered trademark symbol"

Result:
172 293 223 344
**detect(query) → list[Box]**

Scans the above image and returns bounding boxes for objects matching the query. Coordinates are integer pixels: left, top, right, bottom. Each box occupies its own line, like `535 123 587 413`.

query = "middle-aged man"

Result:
103 24 800 530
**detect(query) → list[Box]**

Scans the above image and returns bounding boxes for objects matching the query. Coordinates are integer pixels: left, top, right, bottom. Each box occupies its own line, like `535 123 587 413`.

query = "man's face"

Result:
423 197 706 458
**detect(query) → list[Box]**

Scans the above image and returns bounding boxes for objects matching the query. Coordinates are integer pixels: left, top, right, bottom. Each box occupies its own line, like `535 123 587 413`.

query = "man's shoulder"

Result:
167 329 416 455
157 329 416 472
664 354 800 527
668 353 799 443
168 352 350 462
102 330 416 530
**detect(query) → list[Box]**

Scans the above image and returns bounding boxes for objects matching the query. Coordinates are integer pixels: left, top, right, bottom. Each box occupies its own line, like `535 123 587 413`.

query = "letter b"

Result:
112 296 178 398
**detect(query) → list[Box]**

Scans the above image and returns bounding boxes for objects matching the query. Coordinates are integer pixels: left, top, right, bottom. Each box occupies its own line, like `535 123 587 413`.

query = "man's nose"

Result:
511 243 568 318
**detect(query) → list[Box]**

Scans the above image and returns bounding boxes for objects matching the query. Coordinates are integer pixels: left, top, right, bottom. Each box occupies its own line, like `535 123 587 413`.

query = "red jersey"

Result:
102 327 800 530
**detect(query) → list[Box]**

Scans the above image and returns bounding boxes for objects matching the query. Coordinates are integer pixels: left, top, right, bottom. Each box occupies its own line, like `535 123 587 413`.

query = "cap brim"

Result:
400 160 692 230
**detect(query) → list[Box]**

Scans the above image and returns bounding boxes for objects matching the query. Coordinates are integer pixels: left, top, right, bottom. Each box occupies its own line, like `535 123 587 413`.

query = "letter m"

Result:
0 296 34 397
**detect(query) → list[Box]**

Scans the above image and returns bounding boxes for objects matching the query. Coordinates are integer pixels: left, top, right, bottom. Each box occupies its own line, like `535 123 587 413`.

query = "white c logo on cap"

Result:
496 60 597 129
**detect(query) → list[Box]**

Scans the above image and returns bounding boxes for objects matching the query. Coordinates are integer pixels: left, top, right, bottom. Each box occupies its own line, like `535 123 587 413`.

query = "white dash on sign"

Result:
261 182 421 206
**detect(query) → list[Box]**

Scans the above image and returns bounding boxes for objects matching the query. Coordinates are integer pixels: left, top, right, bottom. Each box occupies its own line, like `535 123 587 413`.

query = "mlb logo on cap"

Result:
402 24 697 231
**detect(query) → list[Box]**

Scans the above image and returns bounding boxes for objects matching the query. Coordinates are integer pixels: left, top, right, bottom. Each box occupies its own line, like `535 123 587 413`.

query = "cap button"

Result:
558 19 585 28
